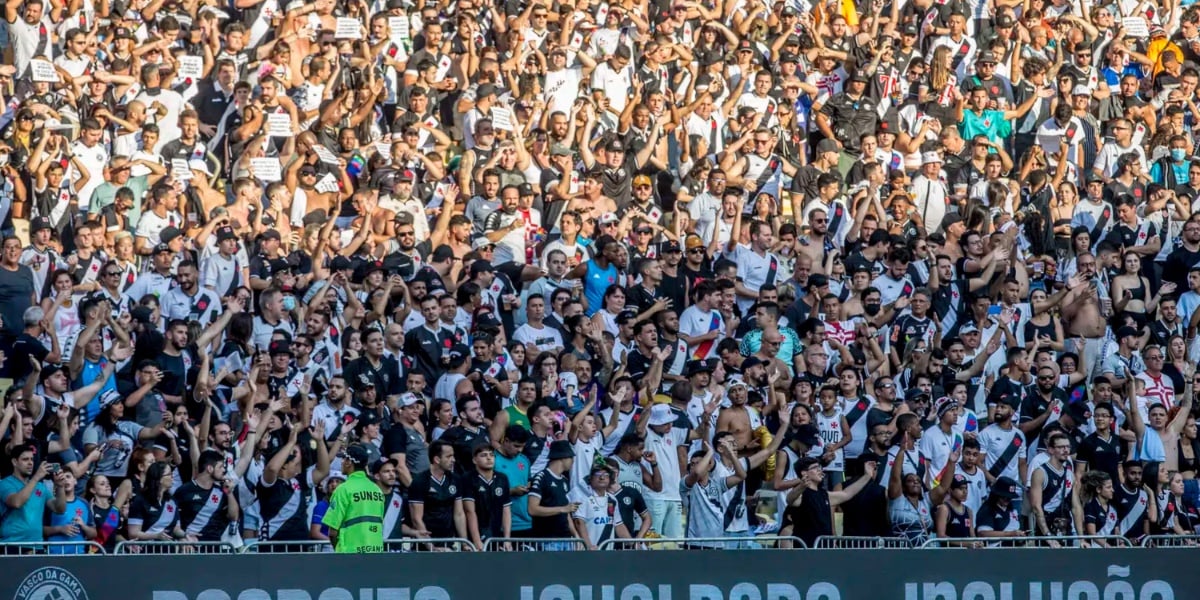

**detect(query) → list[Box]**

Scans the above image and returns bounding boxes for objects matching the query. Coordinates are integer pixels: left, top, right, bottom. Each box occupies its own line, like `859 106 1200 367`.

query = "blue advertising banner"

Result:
1 549 1191 600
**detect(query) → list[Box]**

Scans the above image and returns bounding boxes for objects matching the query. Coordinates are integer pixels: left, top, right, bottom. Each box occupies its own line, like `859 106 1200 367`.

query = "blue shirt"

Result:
77 357 116 426
584 260 619 317
0 476 54 542
495 452 532 532
46 496 91 554
1149 159 1190 187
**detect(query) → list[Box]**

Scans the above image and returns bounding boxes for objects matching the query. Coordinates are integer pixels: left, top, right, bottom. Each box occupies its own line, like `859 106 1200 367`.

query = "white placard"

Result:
178 55 203 80
315 173 340 193
1122 17 1149 38
170 159 193 181
374 141 392 157
335 17 362 39
266 112 293 137
568 171 579 194
312 144 340 165
491 107 514 131
250 157 282 182
30 60 59 82
434 55 452 82
388 16 409 41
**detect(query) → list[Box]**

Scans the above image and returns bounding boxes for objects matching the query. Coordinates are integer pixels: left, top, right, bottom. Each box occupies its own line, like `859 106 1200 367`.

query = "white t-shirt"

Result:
513 322 563 354
678 305 725 360
728 244 782 313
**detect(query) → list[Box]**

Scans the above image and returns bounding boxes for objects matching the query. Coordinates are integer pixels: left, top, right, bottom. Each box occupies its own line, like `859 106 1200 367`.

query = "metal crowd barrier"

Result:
482 537 586 551
599 536 805 550
920 535 1133 548
242 540 332 553
814 536 910 549
384 537 477 552
0 541 105 555
1141 535 1200 547
113 541 239 554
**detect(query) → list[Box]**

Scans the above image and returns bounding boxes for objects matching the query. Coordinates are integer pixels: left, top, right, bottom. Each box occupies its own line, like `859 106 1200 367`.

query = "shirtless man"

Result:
1129 377 1193 473
716 378 760 458
1061 253 1108 376
751 328 792 391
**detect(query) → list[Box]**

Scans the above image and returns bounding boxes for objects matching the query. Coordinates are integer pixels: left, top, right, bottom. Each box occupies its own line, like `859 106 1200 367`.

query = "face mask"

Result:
282 295 296 311
1172 148 1187 162
864 303 881 316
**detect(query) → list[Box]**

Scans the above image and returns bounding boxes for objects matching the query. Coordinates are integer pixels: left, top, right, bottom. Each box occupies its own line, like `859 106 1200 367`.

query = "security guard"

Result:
322 444 387 553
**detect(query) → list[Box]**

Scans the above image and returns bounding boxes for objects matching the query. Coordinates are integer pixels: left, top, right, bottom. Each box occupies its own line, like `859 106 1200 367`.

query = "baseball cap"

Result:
518 182 535 196
599 212 619 225
31 216 53 233
660 240 681 254
471 237 495 251
159 226 183 244
976 51 998 64
153 243 173 254
921 151 943 165
216 226 238 242
550 144 572 156
1072 85 1091 97
399 393 421 407
470 260 495 277
685 234 704 250
633 174 653 187
344 444 371 468
605 138 626 153
268 340 293 356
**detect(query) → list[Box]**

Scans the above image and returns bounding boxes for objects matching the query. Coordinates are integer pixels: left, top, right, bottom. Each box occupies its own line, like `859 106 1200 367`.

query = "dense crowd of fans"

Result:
0 0 1199 556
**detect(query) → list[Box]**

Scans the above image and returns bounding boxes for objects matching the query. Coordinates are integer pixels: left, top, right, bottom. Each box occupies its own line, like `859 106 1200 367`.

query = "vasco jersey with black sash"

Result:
978 425 1026 485
461 470 512 539
173 481 232 541
730 244 782 313
1084 498 1119 535
127 496 179 536
408 471 462 537
1112 484 1151 539
256 468 315 541
383 490 405 540
161 286 222 326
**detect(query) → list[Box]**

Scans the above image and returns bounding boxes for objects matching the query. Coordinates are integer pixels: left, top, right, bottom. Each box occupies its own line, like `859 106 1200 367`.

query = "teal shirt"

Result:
494 452 531 532
958 109 1011 142
89 174 149 226
0 476 54 542
46 496 90 554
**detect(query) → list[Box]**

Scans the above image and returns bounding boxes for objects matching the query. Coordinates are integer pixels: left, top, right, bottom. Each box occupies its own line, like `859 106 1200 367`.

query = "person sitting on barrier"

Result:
527 440 579 549
782 456 877 549
1081 470 1120 547
975 477 1026 546
573 464 631 550
1029 432 1082 545
934 474 983 548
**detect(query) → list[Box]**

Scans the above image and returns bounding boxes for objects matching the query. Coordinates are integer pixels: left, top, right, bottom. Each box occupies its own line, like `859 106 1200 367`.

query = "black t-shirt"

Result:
408 470 462 537
1018 388 1066 439
529 468 572 537
440 426 490 474
1112 484 1150 538
613 484 647 533
0 265 35 337
404 325 453 392
9 333 48 382
157 348 195 398
785 486 833 548
460 470 511 539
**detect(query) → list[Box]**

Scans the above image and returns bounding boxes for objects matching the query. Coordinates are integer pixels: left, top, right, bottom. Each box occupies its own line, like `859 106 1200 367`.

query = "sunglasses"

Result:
687 248 704 254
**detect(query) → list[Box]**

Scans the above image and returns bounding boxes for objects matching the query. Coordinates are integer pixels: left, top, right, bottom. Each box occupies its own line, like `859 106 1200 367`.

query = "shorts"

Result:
823 469 845 490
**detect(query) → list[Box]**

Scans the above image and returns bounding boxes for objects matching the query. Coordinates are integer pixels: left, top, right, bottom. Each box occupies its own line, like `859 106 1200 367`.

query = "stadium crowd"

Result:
0 0 1199 555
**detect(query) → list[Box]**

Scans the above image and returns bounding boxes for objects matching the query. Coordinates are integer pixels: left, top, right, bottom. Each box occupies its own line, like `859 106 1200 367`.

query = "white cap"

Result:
599 211 619 224
1071 85 1091 97
921 151 943 165
188 159 211 175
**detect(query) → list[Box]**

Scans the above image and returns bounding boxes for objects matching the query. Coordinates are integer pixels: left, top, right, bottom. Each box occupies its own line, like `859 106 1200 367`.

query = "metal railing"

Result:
114 541 239 554
482 537 587 551
0 541 106 555
599 536 805 550
1141 535 1200 547
242 540 333 553
384 538 477 552
814 536 910 549
920 535 1134 549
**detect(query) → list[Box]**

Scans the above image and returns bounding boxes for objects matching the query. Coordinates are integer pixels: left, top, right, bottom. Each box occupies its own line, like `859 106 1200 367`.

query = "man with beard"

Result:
460 121 498 198
344 328 403 403
979 395 1028 509
1162 217 1200 290
680 235 713 290
441 395 491 473
930 250 1003 337
403 295 452 394
466 333 513 419
1112 460 1154 541
311 375 360 441
161 261 221 326
482 185 527 265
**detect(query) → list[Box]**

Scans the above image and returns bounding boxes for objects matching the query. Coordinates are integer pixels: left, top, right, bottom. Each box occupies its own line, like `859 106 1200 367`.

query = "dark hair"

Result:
142 461 174 505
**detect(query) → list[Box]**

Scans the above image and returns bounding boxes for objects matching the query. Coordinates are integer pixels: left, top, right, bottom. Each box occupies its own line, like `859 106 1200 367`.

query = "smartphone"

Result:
1032 262 1044 275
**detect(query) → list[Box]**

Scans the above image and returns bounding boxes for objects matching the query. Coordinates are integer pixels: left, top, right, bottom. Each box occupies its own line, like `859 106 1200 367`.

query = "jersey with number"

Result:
816 409 846 471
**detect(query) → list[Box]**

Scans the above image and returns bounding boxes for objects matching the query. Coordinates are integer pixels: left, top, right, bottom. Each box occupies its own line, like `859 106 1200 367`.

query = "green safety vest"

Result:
321 471 386 553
